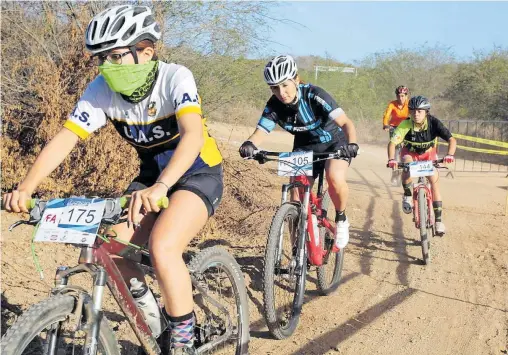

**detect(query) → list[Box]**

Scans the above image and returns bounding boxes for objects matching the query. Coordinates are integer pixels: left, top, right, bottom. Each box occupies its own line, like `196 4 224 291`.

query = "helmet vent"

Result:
100 17 110 38
90 21 97 40
143 15 155 27
115 6 129 15
133 6 147 16
111 17 125 36
122 24 137 41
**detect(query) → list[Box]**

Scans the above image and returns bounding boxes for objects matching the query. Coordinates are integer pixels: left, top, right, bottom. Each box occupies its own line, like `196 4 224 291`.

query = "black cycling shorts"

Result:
124 164 223 217
293 138 348 179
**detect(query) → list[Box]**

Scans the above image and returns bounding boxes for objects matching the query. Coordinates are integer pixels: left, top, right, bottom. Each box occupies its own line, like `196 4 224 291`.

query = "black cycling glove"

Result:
345 143 359 158
239 141 257 158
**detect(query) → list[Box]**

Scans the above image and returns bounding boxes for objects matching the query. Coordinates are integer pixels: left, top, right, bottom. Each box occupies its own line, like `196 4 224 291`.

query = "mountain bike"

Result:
388 159 446 265
249 149 349 339
1 196 249 355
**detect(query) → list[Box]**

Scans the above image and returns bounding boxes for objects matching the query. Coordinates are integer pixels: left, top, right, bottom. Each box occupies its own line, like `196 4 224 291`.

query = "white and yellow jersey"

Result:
64 61 222 175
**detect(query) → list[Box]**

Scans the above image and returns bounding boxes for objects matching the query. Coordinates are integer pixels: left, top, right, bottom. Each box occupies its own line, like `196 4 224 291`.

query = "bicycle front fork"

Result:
277 183 311 273
85 267 107 355
48 264 107 355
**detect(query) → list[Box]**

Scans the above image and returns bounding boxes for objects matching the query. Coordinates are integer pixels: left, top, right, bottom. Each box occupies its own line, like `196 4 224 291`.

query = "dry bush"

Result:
1 2 275 197
1 2 139 197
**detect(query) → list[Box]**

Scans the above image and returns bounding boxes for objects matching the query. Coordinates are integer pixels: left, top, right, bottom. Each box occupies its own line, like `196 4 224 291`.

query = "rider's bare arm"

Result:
246 128 269 148
333 112 357 144
156 112 204 188
387 141 396 161
446 137 457 156
3 128 79 213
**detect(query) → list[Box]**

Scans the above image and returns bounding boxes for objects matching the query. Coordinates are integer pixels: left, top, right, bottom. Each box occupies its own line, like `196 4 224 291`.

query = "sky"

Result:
265 1 508 64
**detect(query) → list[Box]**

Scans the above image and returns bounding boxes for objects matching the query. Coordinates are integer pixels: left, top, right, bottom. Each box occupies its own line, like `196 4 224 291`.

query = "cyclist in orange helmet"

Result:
383 85 410 131
383 85 409 184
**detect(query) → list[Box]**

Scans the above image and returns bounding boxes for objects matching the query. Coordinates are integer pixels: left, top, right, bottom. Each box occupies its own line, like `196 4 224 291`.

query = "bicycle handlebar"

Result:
250 149 349 163
386 159 446 169
2 196 169 212
2 196 169 227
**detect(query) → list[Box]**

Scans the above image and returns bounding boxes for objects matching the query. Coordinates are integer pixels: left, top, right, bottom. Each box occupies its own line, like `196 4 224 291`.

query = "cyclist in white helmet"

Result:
3 5 223 354
239 55 359 250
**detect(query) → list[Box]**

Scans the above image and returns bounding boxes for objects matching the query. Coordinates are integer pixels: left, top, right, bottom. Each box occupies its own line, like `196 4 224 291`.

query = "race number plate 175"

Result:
278 151 313 177
33 197 107 246
409 161 435 178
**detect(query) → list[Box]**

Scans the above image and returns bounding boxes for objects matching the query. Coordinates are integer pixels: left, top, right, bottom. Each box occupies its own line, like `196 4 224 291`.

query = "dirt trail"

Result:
2 121 507 355
209 122 508 355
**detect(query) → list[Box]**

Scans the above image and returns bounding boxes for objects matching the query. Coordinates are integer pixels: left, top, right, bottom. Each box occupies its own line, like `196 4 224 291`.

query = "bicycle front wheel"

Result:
418 188 430 265
316 191 345 295
262 203 306 340
1 294 119 355
189 246 250 355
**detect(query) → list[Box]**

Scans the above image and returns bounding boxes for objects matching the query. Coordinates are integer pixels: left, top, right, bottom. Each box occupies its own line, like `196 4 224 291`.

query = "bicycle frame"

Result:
280 172 336 267
6 197 238 355
412 177 435 230
52 244 161 355
50 242 234 355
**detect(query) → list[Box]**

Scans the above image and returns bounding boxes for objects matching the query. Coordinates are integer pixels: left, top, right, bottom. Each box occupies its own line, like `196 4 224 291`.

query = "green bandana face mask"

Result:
99 60 157 96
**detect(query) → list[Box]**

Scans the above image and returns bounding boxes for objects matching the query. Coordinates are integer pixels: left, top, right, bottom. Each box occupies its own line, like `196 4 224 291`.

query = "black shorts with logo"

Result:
293 136 349 179
124 164 223 217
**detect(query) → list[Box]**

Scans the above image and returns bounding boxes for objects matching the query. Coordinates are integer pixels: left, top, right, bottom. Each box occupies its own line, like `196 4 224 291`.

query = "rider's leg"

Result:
401 154 414 213
104 213 158 285
149 190 209 349
326 159 348 212
325 159 350 248
428 171 445 234
392 144 402 184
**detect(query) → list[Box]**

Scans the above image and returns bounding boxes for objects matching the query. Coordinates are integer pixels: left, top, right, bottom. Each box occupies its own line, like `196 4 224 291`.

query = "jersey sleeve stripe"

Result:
329 107 345 120
64 120 90 140
176 106 202 119
257 117 276 133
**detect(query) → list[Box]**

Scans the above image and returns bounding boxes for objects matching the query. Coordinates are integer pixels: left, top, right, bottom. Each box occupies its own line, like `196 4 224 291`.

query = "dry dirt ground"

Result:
2 121 507 355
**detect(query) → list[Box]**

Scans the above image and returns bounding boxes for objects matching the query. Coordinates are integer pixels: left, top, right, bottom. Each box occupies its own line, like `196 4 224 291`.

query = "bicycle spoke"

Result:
193 264 240 354
16 315 109 355
272 213 299 330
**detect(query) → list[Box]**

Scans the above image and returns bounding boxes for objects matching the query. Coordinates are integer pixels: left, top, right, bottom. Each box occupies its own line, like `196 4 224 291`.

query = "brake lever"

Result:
8 220 30 232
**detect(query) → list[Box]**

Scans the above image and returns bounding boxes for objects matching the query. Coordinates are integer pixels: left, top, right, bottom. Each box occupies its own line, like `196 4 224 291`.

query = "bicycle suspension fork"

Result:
296 185 311 272
277 183 311 271
46 266 70 355
84 267 107 355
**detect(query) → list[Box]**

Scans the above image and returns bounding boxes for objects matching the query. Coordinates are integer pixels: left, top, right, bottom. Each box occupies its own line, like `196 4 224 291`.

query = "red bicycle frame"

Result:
290 175 336 267
412 178 435 230
58 244 162 354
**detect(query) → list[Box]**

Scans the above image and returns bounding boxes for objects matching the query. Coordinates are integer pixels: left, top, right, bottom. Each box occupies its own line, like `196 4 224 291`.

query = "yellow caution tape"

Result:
441 142 508 155
452 133 508 149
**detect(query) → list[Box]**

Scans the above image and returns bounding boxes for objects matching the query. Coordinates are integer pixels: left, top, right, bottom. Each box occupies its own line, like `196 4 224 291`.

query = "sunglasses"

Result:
95 50 132 65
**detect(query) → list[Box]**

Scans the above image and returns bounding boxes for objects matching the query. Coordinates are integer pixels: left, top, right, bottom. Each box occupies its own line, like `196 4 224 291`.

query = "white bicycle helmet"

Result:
264 55 298 86
85 5 161 55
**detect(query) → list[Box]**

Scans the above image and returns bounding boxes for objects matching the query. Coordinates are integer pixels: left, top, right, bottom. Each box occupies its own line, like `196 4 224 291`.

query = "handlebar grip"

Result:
119 196 169 209
27 199 37 210
1 198 37 211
